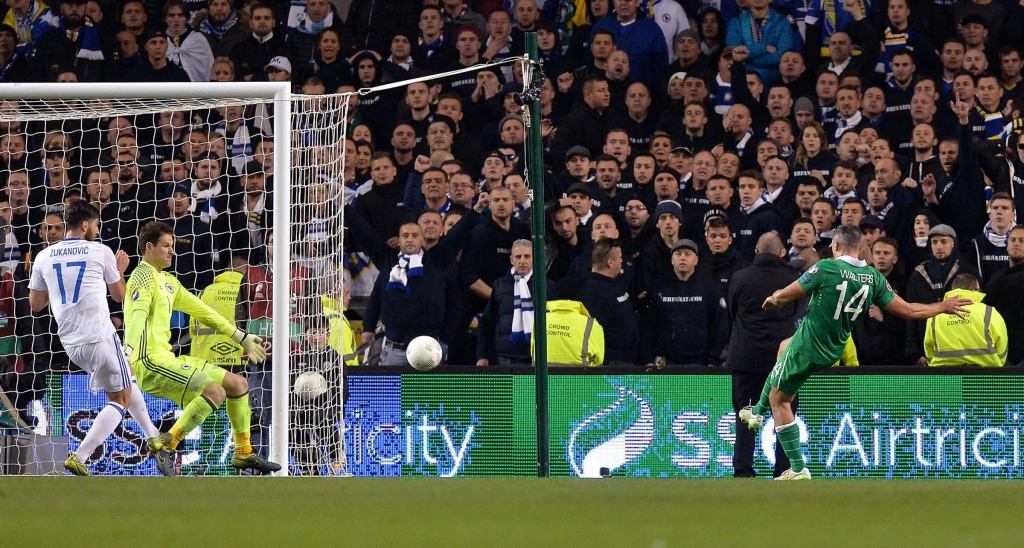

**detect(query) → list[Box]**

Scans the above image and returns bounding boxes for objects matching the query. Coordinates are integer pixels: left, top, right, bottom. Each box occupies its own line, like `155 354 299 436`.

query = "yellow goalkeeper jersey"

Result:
124 261 236 359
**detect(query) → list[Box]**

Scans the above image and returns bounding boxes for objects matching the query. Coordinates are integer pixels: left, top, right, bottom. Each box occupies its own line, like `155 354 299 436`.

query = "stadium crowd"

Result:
0 0 1022 424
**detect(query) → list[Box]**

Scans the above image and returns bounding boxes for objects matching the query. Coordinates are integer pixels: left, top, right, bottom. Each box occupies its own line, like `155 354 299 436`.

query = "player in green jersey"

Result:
739 224 971 480
124 221 280 475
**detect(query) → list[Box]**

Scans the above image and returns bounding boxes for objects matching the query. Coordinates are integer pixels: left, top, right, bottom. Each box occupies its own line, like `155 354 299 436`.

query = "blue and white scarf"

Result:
289 1 333 35
386 251 424 293
740 196 765 215
735 130 754 158
824 186 857 209
510 268 533 343
199 10 239 37
984 220 1015 247
61 19 103 61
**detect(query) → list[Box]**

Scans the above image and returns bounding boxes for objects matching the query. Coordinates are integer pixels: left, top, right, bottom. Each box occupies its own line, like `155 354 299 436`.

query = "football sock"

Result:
776 420 805 471
751 382 772 416
75 402 125 462
128 382 159 439
226 392 253 457
169 396 218 451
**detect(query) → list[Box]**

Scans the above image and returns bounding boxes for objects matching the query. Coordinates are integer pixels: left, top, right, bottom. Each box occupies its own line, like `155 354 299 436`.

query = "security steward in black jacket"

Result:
639 239 730 367
726 233 800 478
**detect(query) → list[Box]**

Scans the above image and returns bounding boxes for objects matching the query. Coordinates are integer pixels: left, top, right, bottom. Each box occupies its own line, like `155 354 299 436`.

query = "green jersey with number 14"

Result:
791 256 897 366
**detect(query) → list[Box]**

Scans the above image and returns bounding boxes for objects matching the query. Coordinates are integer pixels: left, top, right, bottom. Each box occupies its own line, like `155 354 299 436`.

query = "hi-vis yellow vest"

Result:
925 289 1008 367
539 300 605 367
321 295 358 366
191 271 244 367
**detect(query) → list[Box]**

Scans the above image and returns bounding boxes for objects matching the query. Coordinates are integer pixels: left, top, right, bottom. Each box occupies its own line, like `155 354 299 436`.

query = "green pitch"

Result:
2 478 1020 547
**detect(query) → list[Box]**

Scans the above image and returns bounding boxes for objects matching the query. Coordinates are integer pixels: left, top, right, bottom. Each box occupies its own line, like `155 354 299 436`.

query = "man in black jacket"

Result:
229 3 288 81
696 215 748 300
345 0 418 56
727 233 799 478
581 238 638 366
548 76 624 165
983 226 1024 366
356 152 407 246
962 192 1013 286
30 0 119 82
735 170 785 262
853 237 908 365
477 240 555 366
363 222 463 365
639 239 730 367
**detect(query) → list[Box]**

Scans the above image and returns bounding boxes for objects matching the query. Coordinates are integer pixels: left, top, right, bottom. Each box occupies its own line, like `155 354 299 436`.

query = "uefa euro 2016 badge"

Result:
131 289 139 301
165 283 174 294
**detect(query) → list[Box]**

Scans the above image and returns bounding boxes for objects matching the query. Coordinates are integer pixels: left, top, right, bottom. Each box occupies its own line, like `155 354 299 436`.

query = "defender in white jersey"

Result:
27 200 164 476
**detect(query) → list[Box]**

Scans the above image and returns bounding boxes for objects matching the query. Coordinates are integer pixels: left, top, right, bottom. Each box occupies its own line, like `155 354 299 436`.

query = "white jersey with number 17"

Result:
28 239 119 347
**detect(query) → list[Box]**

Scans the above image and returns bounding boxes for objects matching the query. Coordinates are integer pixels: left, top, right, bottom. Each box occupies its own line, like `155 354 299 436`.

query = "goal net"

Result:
0 82 315 476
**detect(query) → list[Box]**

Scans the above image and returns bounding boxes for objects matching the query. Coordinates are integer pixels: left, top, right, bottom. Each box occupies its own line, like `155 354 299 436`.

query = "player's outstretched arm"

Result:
107 250 130 303
883 294 972 320
763 280 808 310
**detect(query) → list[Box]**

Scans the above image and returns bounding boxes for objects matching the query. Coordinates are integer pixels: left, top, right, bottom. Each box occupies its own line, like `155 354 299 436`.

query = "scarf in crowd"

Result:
292 2 333 35
418 34 445 55
187 180 223 225
741 196 765 215
916 236 928 247
510 268 534 343
824 187 857 209
386 251 424 293
199 10 239 37
735 130 754 158
61 18 103 60
817 228 835 241
835 111 862 142
714 74 734 115
984 221 1015 247
788 246 803 260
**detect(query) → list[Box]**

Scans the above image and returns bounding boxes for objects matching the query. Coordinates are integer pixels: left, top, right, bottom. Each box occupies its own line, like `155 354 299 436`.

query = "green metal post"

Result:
525 32 549 478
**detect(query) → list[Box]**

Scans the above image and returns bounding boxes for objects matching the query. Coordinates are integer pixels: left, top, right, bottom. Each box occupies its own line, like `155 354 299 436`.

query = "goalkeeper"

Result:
125 221 280 475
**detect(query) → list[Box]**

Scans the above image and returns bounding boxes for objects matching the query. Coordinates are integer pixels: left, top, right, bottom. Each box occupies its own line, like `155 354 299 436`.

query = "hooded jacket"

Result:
904 237 978 364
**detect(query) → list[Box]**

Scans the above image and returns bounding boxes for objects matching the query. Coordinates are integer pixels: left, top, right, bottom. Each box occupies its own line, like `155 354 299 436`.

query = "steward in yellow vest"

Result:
925 276 1007 367
543 299 605 367
190 270 244 368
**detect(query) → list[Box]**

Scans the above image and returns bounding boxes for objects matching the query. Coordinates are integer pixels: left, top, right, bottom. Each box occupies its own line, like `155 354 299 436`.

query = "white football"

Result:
294 371 328 400
407 336 443 371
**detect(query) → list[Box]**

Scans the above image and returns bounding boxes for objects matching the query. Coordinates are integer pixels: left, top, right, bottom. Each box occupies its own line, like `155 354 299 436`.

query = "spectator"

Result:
30 0 118 82
637 199 684 292
440 0 487 38
591 0 668 88
125 28 191 82
963 192 1014 285
157 182 214 292
284 0 346 74
983 225 1024 365
290 315 345 474
905 224 979 365
727 232 799 477
477 239 554 365
697 215 748 299
734 170 784 262
725 0 792 84
164 0 215 83
2 0 58 58
345 0 417 56
356 152 406 245
229 3 287 81
581 238 638 365
547 205 583 280
853 236 908 365
640 238 729 366
363 221 462 365
0 25 24 83
199 0 246 58
226 160 272 266
924 273 1006 366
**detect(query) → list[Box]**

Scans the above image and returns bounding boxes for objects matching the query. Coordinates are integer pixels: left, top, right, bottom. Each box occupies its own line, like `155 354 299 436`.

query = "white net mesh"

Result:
0 92 353 476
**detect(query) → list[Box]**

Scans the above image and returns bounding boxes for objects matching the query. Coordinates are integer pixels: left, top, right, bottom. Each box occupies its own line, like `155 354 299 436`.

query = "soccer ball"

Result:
293 371 328 401
407 336 443 371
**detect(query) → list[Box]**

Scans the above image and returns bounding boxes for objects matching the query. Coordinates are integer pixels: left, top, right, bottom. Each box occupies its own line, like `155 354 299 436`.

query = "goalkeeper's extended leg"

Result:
222 371 281 474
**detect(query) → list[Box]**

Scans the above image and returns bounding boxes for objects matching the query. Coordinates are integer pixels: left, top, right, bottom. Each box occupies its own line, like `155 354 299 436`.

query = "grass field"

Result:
2 477 1020 547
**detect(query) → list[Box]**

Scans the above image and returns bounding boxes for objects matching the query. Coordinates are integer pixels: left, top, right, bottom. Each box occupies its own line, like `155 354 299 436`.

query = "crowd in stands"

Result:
0 0 1022 411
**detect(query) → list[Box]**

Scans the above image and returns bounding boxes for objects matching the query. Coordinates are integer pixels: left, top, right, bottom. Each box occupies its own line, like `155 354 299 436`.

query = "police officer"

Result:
639 238 730 367
727 233 799 478
925 274 1008 366
544 278 605 367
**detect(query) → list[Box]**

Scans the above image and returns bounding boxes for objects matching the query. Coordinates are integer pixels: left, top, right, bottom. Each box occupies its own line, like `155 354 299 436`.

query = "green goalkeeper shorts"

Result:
134 352 227 407
767 343 828 395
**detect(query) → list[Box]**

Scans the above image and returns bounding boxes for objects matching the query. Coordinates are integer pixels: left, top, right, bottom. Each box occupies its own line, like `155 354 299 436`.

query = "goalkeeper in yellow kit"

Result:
125 221 280 475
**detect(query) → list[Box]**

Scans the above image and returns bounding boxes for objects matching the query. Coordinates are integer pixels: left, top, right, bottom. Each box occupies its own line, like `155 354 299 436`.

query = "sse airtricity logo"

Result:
568 385 654 478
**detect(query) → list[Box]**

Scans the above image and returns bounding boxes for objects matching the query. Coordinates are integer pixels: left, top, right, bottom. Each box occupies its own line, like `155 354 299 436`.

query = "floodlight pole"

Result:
525 32 550 478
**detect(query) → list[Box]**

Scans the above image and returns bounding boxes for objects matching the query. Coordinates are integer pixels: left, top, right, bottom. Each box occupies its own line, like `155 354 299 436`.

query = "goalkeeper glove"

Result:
232 329 267 364
122 343 134 364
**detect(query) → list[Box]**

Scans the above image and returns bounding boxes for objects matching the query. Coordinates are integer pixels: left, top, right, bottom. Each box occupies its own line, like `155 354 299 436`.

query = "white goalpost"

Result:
0 82 294 476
